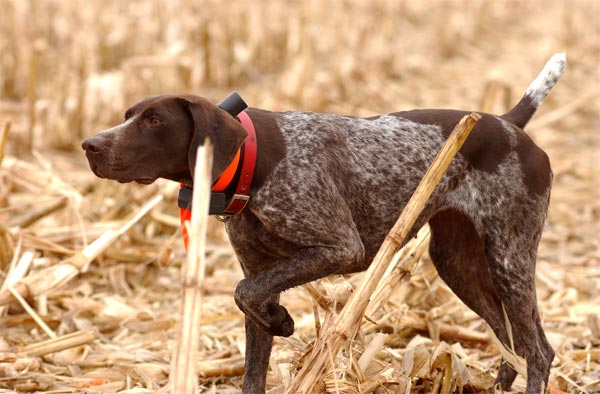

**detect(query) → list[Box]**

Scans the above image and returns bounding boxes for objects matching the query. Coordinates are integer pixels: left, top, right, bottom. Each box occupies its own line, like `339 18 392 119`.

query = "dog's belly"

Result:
346 181 438 265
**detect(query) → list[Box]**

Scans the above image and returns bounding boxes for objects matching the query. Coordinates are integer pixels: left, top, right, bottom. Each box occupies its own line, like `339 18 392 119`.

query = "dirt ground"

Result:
0 0 599 393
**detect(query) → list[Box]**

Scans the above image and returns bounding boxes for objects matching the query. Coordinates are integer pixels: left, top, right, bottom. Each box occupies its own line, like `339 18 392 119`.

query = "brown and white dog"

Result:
82 53 566 394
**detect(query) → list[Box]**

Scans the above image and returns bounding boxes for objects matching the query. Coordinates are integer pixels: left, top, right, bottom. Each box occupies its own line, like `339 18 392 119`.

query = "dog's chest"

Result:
225 213 301 275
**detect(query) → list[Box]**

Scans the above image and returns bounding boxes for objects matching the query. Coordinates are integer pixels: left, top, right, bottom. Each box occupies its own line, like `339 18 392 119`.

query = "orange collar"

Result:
178 111 257 250
211 149 240 192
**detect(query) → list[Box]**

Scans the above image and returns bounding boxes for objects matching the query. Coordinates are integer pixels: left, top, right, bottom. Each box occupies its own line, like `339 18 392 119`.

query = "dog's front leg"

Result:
235 241 365 338
242 295 275 394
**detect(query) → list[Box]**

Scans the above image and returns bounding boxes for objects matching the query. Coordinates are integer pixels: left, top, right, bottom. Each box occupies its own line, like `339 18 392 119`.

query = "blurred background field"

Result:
0 0 599 393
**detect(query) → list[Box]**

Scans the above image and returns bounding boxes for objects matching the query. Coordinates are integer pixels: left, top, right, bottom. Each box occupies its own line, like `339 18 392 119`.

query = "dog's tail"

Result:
501 53 566 128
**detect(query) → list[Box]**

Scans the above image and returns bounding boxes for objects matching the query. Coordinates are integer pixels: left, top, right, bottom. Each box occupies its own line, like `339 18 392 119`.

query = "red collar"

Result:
178 111 257 250
220 111 257 212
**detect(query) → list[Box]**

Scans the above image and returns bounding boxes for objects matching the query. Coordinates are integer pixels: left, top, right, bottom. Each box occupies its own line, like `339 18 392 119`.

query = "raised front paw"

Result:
265 302 294 337
234 280 295 337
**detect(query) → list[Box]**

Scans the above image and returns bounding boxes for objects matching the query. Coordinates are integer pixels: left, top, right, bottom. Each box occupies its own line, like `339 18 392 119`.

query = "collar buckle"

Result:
223 194 250 215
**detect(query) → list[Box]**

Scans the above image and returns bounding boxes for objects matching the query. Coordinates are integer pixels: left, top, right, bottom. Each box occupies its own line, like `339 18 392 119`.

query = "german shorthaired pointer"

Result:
82 53 566 394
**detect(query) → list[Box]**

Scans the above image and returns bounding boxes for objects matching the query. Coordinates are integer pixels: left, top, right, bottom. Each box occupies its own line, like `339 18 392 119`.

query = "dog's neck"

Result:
243 108 286 193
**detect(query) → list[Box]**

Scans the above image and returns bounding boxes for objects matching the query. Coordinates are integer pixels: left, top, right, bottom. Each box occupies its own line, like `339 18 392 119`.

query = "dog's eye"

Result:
149 117 162 127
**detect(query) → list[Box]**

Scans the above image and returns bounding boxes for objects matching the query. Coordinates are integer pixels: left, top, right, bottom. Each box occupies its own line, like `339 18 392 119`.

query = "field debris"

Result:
1 0 598 393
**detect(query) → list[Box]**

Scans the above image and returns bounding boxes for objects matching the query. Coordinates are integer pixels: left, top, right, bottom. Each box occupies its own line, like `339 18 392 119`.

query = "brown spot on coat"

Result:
515 128 551 195
390 109 511 173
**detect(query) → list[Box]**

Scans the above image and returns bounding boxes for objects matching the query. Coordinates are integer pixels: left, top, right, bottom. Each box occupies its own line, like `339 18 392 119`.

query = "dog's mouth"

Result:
86 162 156 185
112 174 157 184
113 176 156 185
133 177 156 185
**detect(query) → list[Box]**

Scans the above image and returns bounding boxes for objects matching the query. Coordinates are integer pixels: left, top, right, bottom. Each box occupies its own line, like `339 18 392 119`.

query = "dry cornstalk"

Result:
22 329 97 357
287 113 480 394
198 356 246 378
11 196 68 228
26 44 38 153
170 141 213 394
8 285 56 338
565 349 600 362
365 226 430 318
359 373 409 394
1 250 33 292
480 80 511 114
0 121 10 165
357 333 387 372
400 311 489 344
0 247 30 316
303 282 333 312
0 193 163 306
0 223 14 270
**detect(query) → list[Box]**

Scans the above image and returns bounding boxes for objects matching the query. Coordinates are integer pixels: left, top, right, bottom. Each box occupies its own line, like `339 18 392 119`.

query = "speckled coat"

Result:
82 54 566 394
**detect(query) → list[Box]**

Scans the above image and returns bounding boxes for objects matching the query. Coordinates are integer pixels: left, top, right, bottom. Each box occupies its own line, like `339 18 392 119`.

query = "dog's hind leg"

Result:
428 209 524 390
481 212 554 394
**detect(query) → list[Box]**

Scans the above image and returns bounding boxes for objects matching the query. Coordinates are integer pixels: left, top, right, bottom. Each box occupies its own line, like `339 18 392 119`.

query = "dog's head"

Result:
82 94 247 185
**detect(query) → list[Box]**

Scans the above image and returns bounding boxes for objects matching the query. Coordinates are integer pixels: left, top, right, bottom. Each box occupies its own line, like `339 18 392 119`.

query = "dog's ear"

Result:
180 97 247 183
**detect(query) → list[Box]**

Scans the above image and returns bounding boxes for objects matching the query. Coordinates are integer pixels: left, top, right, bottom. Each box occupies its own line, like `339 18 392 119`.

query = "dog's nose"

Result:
82 137 102 153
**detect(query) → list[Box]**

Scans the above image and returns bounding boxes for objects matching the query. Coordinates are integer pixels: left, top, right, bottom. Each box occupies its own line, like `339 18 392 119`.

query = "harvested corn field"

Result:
0 0 599 393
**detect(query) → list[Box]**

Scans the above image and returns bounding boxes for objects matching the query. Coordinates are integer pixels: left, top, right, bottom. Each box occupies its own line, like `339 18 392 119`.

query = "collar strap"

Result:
223 111 257 214
211 149 240 192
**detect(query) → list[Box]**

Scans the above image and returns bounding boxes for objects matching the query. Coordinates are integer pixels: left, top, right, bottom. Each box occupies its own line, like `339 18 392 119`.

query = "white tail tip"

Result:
525 52 567 107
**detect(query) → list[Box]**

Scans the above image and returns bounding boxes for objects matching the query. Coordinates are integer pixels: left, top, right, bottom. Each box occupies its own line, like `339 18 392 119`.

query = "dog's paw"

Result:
495 362 518 391
265 302 295 337
234 280 295 337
